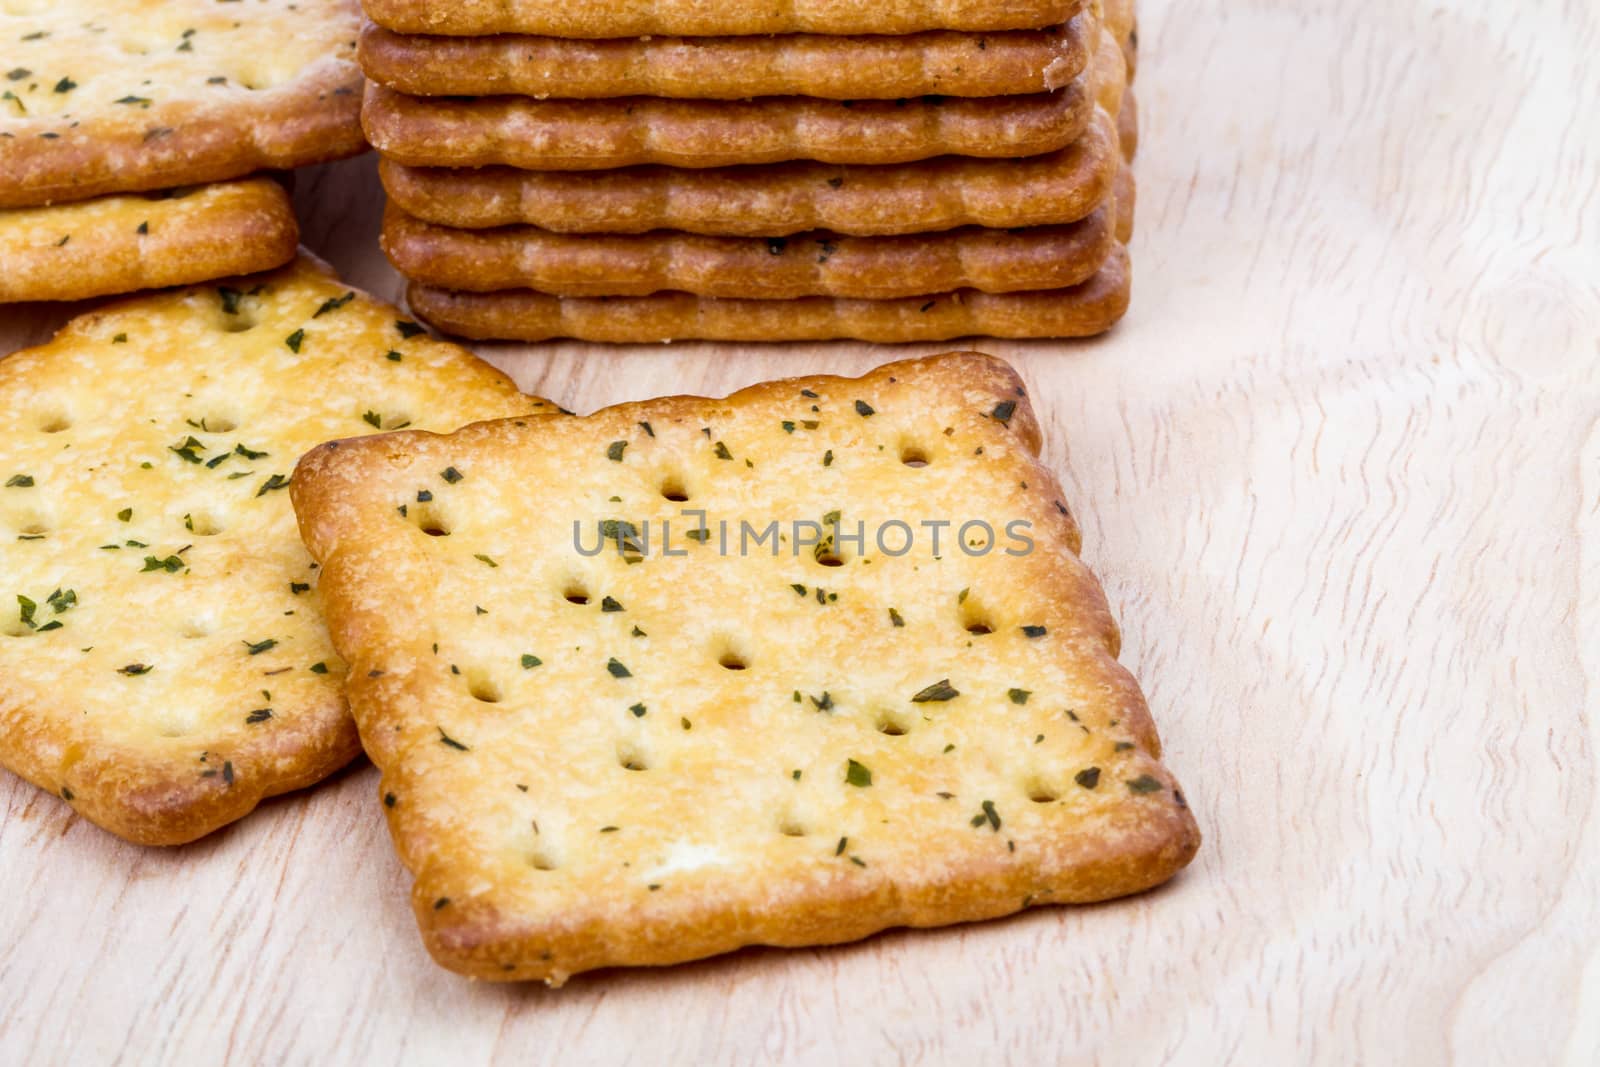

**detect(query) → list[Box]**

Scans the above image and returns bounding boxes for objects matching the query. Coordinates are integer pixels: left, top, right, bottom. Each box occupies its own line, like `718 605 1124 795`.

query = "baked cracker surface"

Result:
0 252 550 845
360 81 1094 171
377 108 1120 237
291 352 1199 983
379 196 1119 299
360 0 1084 37
357 18 1095 101
405 242 1132 343
0 0 365 207
0 177 297 303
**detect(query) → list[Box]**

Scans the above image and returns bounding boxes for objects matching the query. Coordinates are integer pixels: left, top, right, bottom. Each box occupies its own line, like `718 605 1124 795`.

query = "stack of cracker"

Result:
0 1 366 304
360 0 1140 343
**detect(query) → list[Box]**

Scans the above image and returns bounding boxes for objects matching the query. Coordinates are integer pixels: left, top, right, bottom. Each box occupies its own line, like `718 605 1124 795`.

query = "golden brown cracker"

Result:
289 351 1198 982
0 0 366 208
405 244 1132 343
360 0 1085 38
1102 0 1135 48
1114 166 1136 242
1119 88 1139 162
0 178 298 303
378 108 1119 237
380 195 1119 299
0 253 550 845
357 17 1094 101
360 79 1094 171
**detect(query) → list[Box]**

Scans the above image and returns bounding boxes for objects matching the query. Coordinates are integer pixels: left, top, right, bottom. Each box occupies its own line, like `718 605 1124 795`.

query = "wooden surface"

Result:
2 1 1598 1062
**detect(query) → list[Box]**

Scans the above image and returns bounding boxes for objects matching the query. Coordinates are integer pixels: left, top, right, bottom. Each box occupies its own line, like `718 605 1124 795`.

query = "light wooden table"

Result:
2 1 1597 1062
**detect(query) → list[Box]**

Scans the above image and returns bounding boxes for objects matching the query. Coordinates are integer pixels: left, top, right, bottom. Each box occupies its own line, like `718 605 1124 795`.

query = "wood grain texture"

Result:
1 0 1597 1062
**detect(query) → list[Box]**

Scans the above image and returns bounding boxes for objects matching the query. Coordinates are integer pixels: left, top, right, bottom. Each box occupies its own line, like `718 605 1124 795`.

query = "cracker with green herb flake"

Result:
0 252 551 846
0 0 365 208
291 351 1197 984
363 0 1079 36
0 177 296 303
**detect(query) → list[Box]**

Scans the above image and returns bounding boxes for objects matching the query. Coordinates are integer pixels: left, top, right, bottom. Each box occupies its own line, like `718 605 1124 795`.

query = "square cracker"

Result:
291 352 1199 983
0 0 366 208
357 17 1096 101
376 107 1120 237
360 81 1094 171
0 177 298 303
361 0 1083 37
402 242 1132 344
379 193 1120 299
0 253 551 845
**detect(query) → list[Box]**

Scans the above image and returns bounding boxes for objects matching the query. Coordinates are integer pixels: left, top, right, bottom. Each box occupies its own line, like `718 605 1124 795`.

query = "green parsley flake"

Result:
911 679 959 703
168 436 205 463
313 292 355 317
255 474 290 497
845 759 872 787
